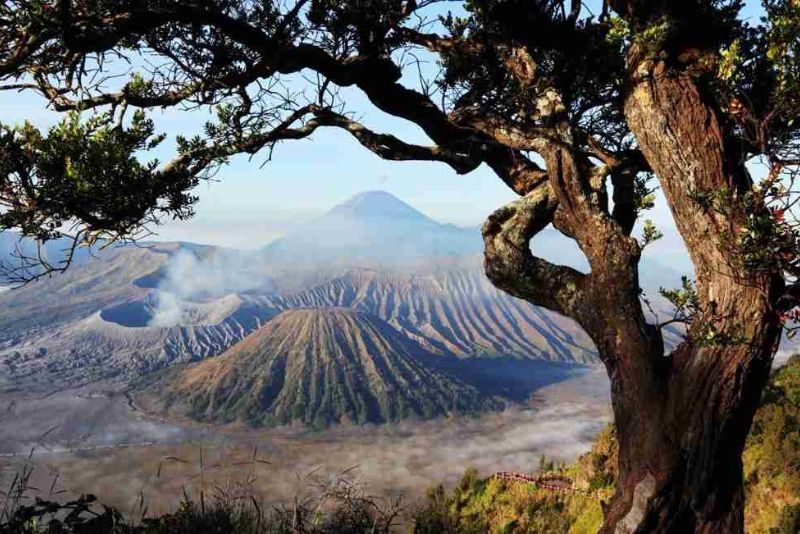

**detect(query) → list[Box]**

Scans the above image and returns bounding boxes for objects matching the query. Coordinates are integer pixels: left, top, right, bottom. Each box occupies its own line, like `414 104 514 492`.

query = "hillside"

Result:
0 192 603 392
743 354 800 532
143 308 501 427
413 356 800 533
0 244 279 389
0 259 595 391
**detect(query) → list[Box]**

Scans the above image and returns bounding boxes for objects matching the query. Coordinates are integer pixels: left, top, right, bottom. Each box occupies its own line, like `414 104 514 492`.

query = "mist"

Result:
0 368 612 515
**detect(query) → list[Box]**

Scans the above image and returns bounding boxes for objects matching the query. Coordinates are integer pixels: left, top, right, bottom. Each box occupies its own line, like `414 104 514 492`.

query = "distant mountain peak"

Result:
342 190 399 203
328 190 430 221
263 190 481 262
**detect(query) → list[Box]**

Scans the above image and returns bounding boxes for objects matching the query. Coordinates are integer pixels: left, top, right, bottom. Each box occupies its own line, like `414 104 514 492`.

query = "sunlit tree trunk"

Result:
596 59 784 533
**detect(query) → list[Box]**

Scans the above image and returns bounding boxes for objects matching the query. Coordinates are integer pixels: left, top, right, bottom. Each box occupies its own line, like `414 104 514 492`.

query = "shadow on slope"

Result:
429 357 590 403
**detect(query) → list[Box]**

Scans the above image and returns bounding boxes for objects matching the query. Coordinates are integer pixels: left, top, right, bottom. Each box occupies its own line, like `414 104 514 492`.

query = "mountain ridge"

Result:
1 191 600 397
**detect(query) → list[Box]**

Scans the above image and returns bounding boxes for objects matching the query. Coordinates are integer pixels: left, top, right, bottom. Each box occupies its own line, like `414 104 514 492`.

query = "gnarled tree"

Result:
1 0 799 531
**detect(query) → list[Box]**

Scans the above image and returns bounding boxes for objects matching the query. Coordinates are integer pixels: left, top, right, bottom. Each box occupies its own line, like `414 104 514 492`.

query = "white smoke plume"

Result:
147 248 269 327
148 292 184 328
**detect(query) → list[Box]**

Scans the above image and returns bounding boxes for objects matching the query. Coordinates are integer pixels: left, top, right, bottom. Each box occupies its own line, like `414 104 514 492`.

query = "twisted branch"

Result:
482 183 590 320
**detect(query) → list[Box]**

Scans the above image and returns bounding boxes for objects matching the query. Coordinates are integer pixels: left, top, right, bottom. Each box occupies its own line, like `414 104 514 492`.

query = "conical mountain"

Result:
147 308 500 427
263 191 481 263
328 190 430 220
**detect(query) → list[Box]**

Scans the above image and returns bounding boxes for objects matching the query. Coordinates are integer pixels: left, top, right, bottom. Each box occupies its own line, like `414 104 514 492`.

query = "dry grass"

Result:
1 445 406 533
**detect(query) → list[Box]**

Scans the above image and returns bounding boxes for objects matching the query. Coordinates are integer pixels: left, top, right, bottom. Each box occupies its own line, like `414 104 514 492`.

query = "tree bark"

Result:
594 59 784 533
599 322 779 533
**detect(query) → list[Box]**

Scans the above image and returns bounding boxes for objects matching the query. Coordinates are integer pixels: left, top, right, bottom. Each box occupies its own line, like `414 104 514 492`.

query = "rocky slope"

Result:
0 244 279 388
0 261 595 390
144 308 501 427
266 264 595 362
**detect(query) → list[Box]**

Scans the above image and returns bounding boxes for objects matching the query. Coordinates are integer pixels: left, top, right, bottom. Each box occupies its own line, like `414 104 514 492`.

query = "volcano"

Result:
146 308 501 427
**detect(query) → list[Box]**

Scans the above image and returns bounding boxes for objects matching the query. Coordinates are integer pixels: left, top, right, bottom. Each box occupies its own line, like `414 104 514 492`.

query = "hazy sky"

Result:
0 1 765 267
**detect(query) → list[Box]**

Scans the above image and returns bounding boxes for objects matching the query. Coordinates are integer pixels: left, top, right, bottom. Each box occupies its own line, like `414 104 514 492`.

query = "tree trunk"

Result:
595 58 785 533
600 319 779 533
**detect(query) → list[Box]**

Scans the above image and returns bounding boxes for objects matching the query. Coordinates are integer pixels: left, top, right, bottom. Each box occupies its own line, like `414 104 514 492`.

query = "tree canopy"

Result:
0 0 796 286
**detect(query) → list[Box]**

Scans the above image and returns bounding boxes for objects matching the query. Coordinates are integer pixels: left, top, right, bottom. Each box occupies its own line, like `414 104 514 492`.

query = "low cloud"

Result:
0 370 612 513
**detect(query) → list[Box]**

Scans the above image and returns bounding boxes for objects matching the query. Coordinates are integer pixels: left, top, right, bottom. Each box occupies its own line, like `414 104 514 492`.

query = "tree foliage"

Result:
0 0 795 308
0 110 197 281
0 1 790 280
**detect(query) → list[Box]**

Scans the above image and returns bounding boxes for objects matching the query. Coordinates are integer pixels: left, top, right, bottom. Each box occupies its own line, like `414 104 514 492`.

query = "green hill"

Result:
744 354 800 533
412 355 800 533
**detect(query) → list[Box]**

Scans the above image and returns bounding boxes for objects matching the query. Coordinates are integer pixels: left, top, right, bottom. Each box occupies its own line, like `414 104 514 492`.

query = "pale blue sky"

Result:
0 1 765 269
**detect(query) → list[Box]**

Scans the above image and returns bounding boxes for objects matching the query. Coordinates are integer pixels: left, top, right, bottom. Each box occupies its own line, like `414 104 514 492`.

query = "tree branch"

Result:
312 110 481 174
395 27 484 54
1 3 553 195
450 110 555 151
482 183 590 319
160 106 482 178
